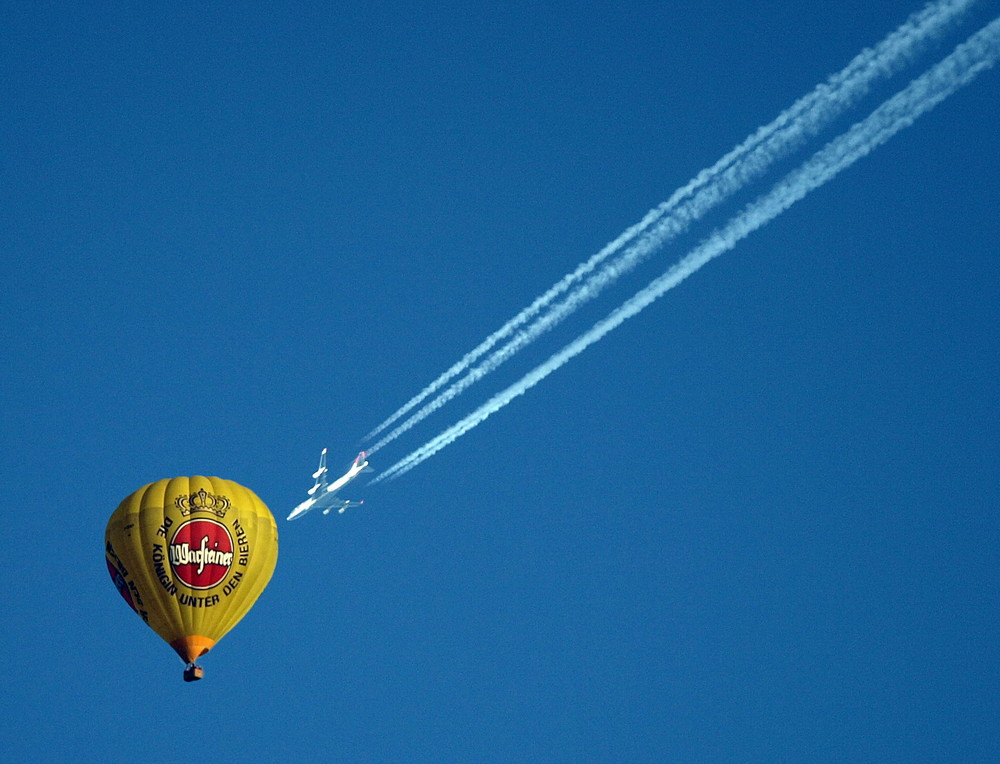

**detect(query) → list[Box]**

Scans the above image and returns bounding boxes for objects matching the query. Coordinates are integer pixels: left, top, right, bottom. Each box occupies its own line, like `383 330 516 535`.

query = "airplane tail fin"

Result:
355 450 374 472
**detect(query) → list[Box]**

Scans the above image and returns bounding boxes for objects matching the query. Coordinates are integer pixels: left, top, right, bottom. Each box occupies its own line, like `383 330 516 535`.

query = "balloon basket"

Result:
183 664 205 682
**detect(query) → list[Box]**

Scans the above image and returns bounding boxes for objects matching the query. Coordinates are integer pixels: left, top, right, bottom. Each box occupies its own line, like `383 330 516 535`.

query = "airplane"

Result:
286 448 372 520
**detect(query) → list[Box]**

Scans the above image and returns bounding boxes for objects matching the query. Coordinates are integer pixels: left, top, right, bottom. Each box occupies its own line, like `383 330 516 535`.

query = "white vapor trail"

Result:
372 16 1000 483
364 0 976 454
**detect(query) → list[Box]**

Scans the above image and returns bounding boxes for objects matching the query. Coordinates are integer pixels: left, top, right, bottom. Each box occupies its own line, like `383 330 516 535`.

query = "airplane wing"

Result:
307 448 330 496
322 499 364 516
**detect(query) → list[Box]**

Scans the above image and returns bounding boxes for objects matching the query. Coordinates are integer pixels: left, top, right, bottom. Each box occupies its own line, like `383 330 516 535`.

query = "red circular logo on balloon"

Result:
169 518 235 590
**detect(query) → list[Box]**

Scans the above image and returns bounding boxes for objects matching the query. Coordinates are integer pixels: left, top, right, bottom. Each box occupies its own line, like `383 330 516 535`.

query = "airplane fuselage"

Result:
324 461 366 496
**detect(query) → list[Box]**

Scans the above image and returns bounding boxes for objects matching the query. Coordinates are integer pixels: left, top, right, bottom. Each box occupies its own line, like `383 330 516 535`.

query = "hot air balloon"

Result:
105 476 278 681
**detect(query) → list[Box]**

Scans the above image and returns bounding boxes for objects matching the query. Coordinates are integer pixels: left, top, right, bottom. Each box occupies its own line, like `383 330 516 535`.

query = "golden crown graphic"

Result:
174 488 231 518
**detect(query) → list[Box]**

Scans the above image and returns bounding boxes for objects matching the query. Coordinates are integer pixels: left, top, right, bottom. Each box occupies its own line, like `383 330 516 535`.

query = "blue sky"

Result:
3 1 998 760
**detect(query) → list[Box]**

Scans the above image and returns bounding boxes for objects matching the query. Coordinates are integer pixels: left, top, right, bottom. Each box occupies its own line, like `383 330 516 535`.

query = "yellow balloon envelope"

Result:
105 476 278 681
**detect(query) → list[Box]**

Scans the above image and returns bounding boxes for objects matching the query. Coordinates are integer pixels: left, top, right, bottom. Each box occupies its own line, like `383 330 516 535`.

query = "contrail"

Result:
364 0 976 453
372 16 1000 483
